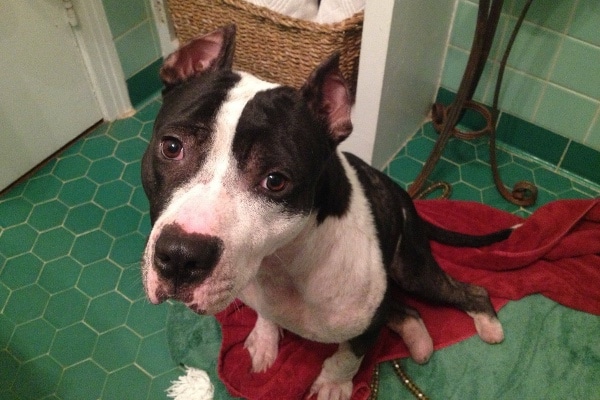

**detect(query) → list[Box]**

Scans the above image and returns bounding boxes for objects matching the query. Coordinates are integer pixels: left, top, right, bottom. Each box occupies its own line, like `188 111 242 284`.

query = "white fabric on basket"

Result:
315 0 365 23
245 0 319 20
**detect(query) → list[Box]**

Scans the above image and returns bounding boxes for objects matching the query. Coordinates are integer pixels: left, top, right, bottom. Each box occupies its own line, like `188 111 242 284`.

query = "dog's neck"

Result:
314 150 352 223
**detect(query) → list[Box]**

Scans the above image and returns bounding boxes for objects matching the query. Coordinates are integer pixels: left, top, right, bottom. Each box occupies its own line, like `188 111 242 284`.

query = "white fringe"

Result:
167 367 214 400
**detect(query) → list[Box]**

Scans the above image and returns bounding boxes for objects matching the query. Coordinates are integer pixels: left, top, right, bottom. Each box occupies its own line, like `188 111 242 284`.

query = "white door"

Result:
0 0 103 190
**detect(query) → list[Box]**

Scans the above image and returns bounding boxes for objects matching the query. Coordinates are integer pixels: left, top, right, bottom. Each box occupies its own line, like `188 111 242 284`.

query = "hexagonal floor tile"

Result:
70 230 113 265
0 253 43 289
93 327 140 371
64 203 105 234
94 180 134 210
87 157 125 184
27 200 68 231
0 196 33 227
0 224 38 258
32 227 75 262
80 134 118 160
11 355 62 399
8 318 55 362
58 177 98 206
56 360 107 400
102 364 151 400
38 256 82 294
50 323 98 367
85 292 131 333
106 117 143 141
78 259 121 297
3 284 50 325
44 288 89 329
53 154 91 181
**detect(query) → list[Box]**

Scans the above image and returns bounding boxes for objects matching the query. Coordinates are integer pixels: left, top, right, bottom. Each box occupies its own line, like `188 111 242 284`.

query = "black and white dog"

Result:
141 26 512 400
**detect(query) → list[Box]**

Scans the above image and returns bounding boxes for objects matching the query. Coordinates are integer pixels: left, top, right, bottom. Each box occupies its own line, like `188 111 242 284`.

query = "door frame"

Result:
71 0 133 121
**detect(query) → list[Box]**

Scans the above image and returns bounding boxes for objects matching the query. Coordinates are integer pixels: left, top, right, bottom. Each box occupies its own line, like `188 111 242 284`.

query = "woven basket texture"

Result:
167 0 363 91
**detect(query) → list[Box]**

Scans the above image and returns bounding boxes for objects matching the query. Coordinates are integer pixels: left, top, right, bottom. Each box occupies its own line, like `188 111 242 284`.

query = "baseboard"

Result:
435 88 600 186
126 58 164 108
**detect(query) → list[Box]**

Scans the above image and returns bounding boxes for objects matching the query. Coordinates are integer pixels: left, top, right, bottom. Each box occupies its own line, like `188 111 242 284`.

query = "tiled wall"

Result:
441 0 600 152
101 0 163 106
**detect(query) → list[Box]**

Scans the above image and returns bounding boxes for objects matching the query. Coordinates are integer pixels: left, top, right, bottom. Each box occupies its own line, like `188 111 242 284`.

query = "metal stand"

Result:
409 0 538 207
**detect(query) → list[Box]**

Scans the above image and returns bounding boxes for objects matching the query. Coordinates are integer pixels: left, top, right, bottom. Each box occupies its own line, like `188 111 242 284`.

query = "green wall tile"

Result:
450 1 479 50
508 0 576 33
442 46 469 93
569 0 600 46
504 22 561 79
102 0 149 39
534 84 597 143
496 112 569 165
489 68 544 121
585 116 600 151
127 58 163 108
115 21 161 79
561 141 600 185
550 38 600 100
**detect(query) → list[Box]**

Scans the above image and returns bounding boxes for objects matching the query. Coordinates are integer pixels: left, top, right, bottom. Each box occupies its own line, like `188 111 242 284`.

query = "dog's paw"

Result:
243 316 281 373
387 316 433 364
308 378 353 400
468 312 504 343
307 342 361 400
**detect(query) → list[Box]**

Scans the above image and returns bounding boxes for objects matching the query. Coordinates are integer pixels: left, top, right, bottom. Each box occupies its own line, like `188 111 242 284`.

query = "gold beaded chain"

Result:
368 360 429 400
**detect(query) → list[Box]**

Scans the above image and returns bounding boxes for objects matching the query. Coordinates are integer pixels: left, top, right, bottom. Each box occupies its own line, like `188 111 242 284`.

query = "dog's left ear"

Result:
160 25 236 88
302 54 353 143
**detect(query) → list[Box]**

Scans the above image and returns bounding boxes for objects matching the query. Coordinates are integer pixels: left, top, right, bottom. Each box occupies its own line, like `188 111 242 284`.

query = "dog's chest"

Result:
239 214 387 343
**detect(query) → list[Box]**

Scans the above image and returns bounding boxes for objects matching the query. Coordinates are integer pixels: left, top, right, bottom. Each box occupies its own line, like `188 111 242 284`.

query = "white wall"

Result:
342 0 457 169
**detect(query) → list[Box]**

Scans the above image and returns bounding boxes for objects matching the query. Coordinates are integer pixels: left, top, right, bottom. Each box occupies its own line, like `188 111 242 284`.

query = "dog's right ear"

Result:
301 53 353 144
160 25 236 88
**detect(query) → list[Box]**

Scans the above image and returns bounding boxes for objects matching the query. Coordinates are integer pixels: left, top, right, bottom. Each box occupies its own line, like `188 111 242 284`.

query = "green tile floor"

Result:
1 97 599 399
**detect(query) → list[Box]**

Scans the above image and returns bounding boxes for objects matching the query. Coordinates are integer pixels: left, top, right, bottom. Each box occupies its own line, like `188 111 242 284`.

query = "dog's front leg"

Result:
244 314 282 373
308 342 363 400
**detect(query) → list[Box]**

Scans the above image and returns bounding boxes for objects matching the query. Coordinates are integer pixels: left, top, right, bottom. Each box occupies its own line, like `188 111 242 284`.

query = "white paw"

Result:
308 342 361 400
387 316 433 364
468 312 504 343
243 317 281 373
309 378 353 400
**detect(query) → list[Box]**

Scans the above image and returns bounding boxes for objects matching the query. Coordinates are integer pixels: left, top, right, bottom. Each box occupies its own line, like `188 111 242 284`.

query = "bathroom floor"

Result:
1 97 599 400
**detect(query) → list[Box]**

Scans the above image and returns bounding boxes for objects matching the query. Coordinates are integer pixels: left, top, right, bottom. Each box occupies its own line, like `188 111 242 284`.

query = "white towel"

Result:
245 0 319 20
315 0 365 24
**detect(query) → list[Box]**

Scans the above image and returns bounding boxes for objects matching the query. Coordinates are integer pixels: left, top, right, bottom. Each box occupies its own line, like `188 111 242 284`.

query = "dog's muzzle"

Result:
152 223 224 295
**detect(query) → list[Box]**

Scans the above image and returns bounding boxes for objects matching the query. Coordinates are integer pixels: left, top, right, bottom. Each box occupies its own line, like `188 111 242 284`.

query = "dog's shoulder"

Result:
341 152 407 266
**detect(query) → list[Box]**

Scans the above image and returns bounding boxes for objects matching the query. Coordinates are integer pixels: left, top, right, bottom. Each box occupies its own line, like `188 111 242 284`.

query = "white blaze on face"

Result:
142 73 310 312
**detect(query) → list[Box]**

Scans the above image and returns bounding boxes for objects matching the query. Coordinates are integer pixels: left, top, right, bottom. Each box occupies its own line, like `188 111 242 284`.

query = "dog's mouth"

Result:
145 262 238 315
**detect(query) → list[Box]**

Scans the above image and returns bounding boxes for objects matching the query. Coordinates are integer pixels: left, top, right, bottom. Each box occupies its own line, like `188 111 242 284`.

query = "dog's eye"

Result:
161 137 184 160
261 173 288 192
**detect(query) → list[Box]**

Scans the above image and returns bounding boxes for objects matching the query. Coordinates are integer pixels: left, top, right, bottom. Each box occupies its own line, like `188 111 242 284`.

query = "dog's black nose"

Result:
154 224 224 285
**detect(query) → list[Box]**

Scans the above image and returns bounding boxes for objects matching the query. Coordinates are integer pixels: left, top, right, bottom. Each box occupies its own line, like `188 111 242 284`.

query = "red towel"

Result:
216 199 600 400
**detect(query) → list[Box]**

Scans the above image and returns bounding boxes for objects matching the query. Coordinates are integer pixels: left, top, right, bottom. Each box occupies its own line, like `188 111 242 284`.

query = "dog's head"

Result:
141 25 353 314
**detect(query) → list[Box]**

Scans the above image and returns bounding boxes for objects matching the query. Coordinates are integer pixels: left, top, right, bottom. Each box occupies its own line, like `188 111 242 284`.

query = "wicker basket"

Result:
166 0 363 92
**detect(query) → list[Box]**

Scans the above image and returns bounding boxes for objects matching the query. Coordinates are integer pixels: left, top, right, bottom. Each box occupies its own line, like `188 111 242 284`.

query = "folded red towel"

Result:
216 199 600 399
